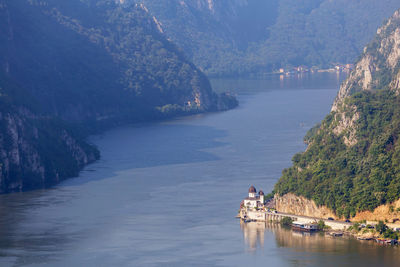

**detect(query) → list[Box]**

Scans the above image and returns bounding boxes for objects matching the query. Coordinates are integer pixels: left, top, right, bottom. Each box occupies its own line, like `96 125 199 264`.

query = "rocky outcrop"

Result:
352 198 400 223
332 104 359 146
389 70 400 91
332 9 400 111
332 55 376 111
0 107 98 193
274 193 338 220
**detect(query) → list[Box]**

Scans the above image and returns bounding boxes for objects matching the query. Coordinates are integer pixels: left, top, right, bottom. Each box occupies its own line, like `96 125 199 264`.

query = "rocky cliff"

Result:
352 198 400 223
273 8 400 220
0 98 99 193
274 193 337 219
333 10 400 111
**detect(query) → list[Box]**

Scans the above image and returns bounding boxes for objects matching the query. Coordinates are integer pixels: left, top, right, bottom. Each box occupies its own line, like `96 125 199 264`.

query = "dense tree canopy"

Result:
274 90 400 218
132 0 400 76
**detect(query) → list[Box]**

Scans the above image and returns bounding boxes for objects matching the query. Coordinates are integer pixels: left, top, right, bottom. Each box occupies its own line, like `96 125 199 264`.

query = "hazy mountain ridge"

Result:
133 0 400 76
131 0 278 76
273 9 400 220
0 0 236 192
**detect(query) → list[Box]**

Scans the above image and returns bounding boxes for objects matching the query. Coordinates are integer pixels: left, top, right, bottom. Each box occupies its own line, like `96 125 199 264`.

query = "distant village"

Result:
275 63 354 76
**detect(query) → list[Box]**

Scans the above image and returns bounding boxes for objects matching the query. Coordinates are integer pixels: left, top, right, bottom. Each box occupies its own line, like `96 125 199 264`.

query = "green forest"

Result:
0 0 236 192
274 89 400 218
134 0 399 76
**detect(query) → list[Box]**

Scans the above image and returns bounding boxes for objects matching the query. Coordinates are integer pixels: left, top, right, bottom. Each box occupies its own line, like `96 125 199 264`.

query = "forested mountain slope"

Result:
0 0 236 193
273 10 400 220
133 0 400 76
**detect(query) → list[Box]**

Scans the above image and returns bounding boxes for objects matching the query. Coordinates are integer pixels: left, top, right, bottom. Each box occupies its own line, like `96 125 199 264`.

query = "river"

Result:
1 73 400 266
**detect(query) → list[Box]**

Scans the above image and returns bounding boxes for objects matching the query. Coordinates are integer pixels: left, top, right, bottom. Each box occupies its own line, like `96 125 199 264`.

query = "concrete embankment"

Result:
240 209 351 231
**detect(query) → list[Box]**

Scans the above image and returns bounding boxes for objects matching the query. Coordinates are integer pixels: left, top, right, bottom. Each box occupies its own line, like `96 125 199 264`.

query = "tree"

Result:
376 221 387 234
281 217 294 226
317 220 326 230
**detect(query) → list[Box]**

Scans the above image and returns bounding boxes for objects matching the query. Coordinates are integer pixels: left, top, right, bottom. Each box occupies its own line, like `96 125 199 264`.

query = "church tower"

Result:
259 190 265 204
248 185 256 198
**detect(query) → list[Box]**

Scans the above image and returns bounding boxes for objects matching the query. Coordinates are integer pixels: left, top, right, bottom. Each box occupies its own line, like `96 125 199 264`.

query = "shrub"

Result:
281 217 294 226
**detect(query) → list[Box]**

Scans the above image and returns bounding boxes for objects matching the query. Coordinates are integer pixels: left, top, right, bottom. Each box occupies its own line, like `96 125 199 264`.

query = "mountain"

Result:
272 9 400 221
333 10 400 111
131 0 400 76
130 0 279 76
0 74 99 192
0 0 237 193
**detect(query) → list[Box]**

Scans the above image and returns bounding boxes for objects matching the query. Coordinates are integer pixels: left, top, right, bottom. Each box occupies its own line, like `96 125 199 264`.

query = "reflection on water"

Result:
240 220 267 251
241 221 400 267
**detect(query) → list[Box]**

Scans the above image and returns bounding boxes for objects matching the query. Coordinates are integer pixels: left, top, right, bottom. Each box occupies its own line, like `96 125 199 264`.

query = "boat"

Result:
375 238 397 245
329 232 343 237
357 236 373 241
291 222 319 232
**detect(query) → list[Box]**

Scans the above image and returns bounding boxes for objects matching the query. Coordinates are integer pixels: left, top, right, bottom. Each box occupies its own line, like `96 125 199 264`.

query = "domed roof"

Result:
248 185 256 193
259 190 264 195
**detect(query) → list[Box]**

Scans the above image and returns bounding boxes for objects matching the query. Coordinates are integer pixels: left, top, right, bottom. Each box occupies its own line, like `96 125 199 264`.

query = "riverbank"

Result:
239 207 351 231
239 207 400 245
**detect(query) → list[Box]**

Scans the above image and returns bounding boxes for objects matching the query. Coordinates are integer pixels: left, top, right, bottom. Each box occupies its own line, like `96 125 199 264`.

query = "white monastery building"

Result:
243 185 265 209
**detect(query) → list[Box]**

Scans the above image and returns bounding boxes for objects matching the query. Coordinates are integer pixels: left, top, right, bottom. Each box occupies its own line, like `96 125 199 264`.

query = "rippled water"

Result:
1 73 399 266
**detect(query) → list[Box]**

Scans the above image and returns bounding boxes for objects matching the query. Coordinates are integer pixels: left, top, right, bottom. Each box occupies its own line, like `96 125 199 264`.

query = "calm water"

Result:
1 73 400 266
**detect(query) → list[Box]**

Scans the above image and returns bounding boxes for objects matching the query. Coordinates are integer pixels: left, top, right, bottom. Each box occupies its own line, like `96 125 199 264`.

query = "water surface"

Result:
1 73 399 266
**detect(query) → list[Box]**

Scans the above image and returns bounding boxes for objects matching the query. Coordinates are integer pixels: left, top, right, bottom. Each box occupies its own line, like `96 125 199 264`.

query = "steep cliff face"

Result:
273 9 400 220
0 102 99 193
352 198 400 223
333 10 400 111
274 193 337 219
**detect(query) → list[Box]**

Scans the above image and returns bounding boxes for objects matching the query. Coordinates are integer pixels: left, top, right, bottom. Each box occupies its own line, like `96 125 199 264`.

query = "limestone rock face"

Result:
0 108 98 193
330 9 400 146
331 105 359 146
352 198 400 223
332 9 400 111
274 193 337 220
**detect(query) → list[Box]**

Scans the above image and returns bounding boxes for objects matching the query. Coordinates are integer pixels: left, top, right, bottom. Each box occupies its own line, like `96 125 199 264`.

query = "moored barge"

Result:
375 238 397 245
291 222 319 232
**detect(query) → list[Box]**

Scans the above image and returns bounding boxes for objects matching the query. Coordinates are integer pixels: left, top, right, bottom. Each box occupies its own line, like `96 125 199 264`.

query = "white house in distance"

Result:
243 185 265 209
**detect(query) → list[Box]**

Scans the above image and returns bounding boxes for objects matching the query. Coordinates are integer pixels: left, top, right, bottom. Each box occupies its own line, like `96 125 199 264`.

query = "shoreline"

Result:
239 208 399 245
